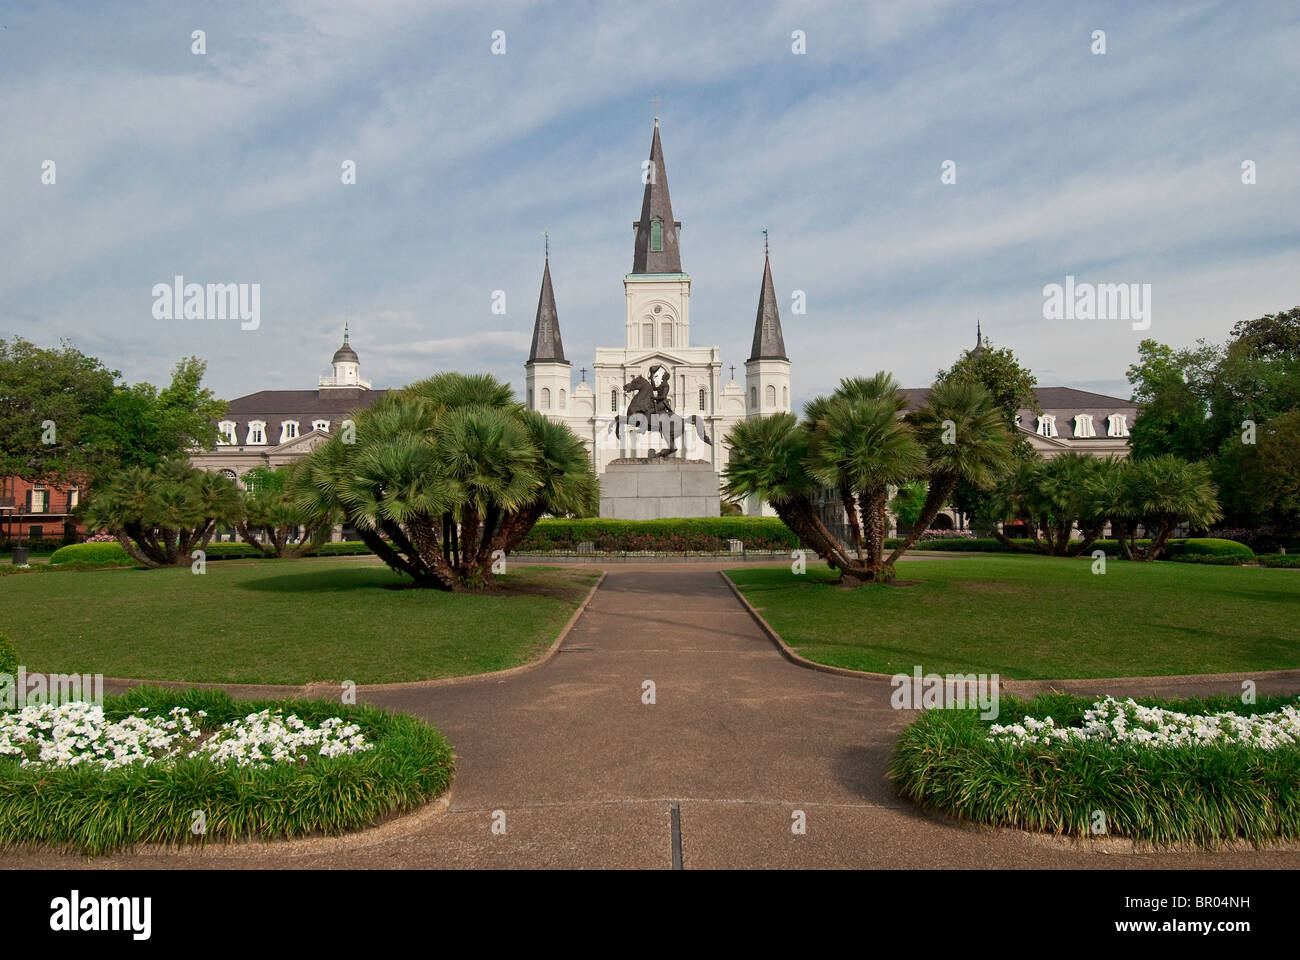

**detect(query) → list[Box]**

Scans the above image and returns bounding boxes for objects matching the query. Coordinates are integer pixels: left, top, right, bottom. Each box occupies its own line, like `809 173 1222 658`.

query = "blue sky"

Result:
2 0 1297 412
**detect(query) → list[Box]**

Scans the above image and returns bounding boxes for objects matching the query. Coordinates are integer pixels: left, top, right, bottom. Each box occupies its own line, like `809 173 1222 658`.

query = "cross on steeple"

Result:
544 230 549 261
580 366 587 383
762 228 769 258
729 364 736 381
650 94 662 123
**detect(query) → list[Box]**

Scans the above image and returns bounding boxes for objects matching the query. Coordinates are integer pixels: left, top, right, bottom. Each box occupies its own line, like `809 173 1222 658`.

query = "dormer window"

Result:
312 419 330 433
247 420 267 445
280 420 300 443
650 218 663 252
1107 413 1129 437
1073 414 1096 438
217 420 237 445
1036 415 1058 438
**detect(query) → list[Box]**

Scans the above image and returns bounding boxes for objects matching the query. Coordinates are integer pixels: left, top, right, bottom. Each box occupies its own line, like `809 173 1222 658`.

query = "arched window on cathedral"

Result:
651 218 663 252
559 389 566 410
766 385 776 407
783 386 788 408
699 388 706 411
541 387 551 409
750 387 757 409
611 388 618 412
642 322 653 347
661 322 672 347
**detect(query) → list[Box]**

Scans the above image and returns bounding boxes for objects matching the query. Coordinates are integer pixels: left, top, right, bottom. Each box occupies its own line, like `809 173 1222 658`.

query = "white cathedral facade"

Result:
524 118 792 515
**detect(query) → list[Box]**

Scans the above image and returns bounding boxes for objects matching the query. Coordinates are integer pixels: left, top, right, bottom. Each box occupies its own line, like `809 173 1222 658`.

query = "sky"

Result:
2 0 1297 413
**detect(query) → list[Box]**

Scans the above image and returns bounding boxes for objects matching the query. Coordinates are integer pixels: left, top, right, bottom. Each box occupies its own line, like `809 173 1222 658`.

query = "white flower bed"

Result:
0 702 373 771
987 696 1300 750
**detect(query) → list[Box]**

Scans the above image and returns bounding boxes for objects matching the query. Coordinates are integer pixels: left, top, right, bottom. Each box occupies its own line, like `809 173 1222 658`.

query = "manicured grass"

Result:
0 686 454 855
0 557 598 684
726 555 1300 678
890 693 1300 846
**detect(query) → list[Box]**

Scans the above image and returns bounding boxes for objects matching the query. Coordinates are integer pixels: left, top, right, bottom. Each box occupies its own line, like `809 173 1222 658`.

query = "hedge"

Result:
516 517 799 553
1255 554 1300 568
48 543 133 566
0 539 64 554
1166 538 1254 563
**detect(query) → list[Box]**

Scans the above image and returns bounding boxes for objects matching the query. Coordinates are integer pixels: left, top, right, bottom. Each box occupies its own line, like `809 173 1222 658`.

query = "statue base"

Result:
599 460 720 519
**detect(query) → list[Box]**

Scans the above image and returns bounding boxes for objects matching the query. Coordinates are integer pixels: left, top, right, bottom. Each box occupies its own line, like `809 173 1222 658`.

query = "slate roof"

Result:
898 386 1138 441
217 388 386 445
748 255 788 361
527 258 567 363
631 121 683 274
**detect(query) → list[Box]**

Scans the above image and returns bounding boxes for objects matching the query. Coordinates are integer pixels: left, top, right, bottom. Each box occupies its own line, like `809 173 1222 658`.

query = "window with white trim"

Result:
611 389 618 412
1107 413 1129 437
1036 415 1058 438
312 419 330 433
766 384 776 406
698 388 706 411
559 389 566 409
541 387 551 409
280 420 300 443
247 420 266 445
217 420 237 445
1073 414 1095 438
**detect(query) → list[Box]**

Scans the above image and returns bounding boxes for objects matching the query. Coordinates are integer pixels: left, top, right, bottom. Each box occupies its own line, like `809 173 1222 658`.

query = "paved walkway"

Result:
6 563 1300 869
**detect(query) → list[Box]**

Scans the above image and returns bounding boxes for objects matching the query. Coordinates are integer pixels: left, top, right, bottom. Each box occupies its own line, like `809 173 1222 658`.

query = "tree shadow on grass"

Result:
237 568 408 593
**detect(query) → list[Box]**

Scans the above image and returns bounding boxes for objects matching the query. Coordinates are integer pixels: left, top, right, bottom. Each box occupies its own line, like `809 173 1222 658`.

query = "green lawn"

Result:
0 557 598 684
726 555 1300 678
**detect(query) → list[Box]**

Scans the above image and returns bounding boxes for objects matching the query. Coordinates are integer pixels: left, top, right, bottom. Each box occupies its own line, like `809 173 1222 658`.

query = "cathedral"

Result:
524 117 791 516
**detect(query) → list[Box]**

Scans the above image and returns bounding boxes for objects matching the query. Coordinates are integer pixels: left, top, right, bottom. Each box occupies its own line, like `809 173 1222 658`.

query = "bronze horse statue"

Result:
615 364 712 458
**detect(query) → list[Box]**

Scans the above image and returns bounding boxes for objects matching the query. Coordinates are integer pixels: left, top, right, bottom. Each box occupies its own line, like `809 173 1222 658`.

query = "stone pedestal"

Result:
599 459 720 519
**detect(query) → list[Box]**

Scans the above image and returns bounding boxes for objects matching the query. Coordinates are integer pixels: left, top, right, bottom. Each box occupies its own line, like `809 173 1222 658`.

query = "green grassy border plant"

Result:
890 692 1300 846
0 686 454 855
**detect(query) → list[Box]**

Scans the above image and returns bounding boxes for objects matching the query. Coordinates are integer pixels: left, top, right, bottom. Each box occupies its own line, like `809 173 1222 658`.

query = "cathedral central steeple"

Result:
631 119 683 274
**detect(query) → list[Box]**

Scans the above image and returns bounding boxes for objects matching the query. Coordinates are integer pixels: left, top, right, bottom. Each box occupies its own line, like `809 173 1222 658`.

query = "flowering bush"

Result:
0 701 373 771
917 529 977 542
85 532 118 543
988 696 1300 750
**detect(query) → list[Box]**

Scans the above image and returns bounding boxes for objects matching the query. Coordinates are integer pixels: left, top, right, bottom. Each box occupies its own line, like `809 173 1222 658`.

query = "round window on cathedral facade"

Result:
653 305 662 314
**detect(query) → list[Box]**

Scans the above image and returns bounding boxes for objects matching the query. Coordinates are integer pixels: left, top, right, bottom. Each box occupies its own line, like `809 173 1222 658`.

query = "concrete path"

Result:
6 563 1300 869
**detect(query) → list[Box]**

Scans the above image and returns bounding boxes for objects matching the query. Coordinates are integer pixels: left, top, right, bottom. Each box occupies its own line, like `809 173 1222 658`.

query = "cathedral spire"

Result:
527 256 566 363
631 119 682 274
748 245 788 361
971 318 985 357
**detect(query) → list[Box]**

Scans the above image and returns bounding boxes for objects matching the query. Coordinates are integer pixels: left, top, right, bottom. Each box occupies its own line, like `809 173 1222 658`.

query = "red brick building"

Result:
0 477 86 544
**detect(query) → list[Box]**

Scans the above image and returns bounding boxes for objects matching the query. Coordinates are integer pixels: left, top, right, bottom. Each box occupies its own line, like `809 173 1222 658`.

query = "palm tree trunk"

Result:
886 474 956 566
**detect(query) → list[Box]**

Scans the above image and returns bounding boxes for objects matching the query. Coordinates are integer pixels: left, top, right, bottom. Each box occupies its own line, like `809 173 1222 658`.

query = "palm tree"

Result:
1118 455 1222 560
806 376 923 579
886 380 1012 564
238 465 334 558
293 372 597 590
83 460 241 567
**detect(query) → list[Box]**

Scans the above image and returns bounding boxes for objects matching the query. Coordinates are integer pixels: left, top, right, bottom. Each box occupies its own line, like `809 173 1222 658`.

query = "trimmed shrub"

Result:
516 517 799 553
48 542 132 566
1166 538 1254 563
